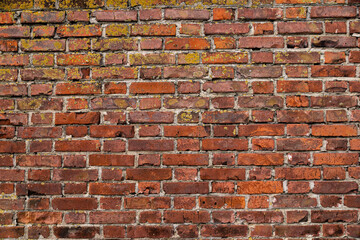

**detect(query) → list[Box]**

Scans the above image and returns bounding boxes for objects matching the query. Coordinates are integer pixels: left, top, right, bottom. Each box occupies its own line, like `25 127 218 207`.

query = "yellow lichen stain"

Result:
0 0 33 10
20 39 31 50
18 99 43 110
202 0 247 5
53 41 64 50
275 52 288 63
33 54 54 66
34 0 56 8
267 98 280 107
67 68 82 80
43 69 65 80
113 99 129 108
167 99 178 105
0 69 15 81
298 7 306 17
11 86 18 92
107 0 127 7
180 112 193 121
130 53 171 65
195 99 206 108
131 0 176 8
59 0 104 8
106 24 128 37
181 53 200 64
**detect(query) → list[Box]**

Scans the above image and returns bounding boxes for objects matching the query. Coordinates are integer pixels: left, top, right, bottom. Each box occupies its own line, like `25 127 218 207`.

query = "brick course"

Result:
0 0 360 238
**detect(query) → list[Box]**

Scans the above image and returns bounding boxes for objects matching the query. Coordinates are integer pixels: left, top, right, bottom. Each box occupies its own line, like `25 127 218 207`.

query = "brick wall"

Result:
0 0 360 239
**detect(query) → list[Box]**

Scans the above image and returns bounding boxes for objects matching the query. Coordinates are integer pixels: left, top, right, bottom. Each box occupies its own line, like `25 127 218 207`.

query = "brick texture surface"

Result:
0 0 360 239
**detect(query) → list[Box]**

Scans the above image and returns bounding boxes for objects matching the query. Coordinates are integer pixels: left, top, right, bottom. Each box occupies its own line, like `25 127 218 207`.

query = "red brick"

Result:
312 65 356 77
21 68 65 81
18 212 62 224
313 182 358 194
164 126 210 137
165 9 210 20
90 97 136 109
201 225 248 237
311 210 358 223
214 37 236 49
200 169 245 180
131 24 176 36
251 167 274 179
277 110 323 123
94 10 137 21
67 10 90 22
205 23 249 35
275 52 320 64
165 38 210 50
54 227 99 239
311 6 356 18
0 12 15 24
287 211 308 223
18 127 61 139
237 66 282 78
140 38 162 49
90 125 134 138
0 54 29 66
238 8 282 19
312 124 357 136
199 196 245 209
127 226 173 238
237 211 283 223
286 7 306 19
312 36 356 48
53 169 98 181
202 139 247 151
57 24 101 37
139 9 161 20
92 38 137 51
52 198 97 210
0 40 17 52
238 153 283 165
0 26 30 38
0 84 27 96
239 37 284 48
278 22 322 34
277 138 322 151
33 26 55 37
126 169 172 180
55 140 100 152
130 82 175 94
129 139 174 151
129 112 174 123
237 181 283 194
213 8 234 20
90 211 136 224
163 154 208 166
276 167 321 180
89 183 135 195
21 11 65 23
325 22 346 34
55 112 100 125
252 139 275 150
164 182 209 194
275 225 320 237
164 66 207 78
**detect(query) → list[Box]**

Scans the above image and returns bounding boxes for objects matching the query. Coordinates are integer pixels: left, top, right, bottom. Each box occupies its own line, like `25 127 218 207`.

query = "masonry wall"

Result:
0 0 360 239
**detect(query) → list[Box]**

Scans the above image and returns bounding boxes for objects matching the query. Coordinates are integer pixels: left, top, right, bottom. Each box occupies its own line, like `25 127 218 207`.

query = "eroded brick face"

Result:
0 0 360 239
